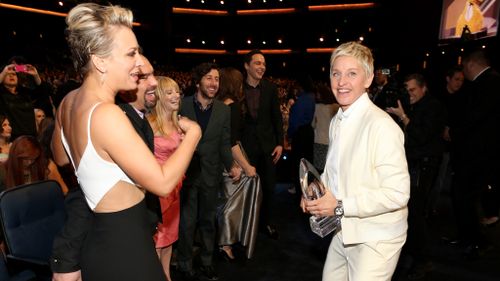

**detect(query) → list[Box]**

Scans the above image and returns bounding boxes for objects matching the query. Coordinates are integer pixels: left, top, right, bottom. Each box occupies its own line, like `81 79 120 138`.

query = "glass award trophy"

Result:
299 158 340 238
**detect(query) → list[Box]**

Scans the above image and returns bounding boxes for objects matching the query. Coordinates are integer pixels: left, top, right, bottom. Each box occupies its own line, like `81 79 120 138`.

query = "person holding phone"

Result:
0 63 42 139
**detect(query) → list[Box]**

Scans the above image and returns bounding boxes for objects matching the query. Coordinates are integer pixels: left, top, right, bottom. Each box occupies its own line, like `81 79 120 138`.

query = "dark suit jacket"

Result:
241 79 284 156
118 104 161 221
451 68 500 181
50 102 159 272
180 95 233 187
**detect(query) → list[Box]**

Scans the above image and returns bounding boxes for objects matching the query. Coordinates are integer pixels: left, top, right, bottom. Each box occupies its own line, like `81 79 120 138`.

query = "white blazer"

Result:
322 93 410 245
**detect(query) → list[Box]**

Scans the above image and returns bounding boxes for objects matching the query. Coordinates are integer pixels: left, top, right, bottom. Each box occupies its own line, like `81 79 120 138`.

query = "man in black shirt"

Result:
387 73 445 279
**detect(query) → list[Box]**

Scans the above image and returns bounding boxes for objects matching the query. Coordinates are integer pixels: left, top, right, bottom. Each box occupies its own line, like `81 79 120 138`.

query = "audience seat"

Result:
0 180 66 279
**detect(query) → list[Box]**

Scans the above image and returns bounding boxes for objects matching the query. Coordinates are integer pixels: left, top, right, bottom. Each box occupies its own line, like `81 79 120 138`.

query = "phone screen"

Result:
14 65 28 73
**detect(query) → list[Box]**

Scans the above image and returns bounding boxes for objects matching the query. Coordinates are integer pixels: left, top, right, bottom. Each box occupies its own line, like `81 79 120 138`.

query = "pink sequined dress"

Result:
153 131 183 248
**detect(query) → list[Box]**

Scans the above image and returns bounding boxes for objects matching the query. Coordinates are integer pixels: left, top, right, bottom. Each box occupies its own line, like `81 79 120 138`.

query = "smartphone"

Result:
14 64 28 73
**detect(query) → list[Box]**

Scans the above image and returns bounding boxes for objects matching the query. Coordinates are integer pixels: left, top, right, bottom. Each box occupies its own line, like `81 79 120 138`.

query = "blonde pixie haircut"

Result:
65 3 133 76
330 41 374 79
149 76 181 135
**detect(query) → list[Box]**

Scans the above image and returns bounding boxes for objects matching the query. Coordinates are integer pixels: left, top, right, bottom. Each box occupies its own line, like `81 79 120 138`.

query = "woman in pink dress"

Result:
147 76 183 281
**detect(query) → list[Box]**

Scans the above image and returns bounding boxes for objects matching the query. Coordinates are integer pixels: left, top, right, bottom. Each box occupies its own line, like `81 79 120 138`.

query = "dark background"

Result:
0 0 499 83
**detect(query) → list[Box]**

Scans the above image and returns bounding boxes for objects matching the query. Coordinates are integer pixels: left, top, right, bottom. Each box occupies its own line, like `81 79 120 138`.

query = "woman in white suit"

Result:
302 41 410 281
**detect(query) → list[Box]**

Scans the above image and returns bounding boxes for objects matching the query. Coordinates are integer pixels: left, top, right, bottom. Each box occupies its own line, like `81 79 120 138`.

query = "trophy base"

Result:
309 215 340 238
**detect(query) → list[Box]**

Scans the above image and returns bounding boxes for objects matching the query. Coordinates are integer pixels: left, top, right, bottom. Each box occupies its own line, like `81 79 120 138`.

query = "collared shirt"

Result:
326 93 366 196
193 96 213 134
244 82 261 120
133 106 145 119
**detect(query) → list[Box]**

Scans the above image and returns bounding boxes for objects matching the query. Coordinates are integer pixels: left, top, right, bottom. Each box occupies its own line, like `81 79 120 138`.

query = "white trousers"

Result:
322 231 406 281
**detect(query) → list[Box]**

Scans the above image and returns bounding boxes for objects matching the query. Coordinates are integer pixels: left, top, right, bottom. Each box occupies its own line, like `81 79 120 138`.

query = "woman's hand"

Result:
304 188 337 217
243 165 257 177
178 116 201 137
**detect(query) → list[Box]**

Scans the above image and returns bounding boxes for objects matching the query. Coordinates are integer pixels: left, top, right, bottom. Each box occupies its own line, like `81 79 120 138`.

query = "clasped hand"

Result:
300 188 337 217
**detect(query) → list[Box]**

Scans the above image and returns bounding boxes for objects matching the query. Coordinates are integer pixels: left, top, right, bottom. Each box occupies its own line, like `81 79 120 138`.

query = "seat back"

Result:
0 180 66 265
0 249 36 281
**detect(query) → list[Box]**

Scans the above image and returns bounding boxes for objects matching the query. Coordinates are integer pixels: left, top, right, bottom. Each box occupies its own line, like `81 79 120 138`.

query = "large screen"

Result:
440 0 500 41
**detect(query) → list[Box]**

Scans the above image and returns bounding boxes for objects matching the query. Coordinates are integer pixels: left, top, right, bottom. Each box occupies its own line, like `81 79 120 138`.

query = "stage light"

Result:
319 37 324 42
277 39 282 44
247 39 252 44
186 38 191 43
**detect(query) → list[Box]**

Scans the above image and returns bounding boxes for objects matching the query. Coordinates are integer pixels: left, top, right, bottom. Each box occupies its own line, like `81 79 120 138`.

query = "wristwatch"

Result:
334 200 344 217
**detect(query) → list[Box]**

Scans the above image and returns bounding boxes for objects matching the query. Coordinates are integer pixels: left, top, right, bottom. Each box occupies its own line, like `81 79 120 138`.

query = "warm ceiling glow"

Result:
172 7 228 16
306 48 335 53
308 3 376 11
237 49 293 55
0 3 141 26
237 8 297 15
175 48 228 55
0 3 67 17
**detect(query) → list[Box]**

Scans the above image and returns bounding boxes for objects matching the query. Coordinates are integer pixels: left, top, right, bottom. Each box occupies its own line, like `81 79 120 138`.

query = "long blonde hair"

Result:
148 76 181 135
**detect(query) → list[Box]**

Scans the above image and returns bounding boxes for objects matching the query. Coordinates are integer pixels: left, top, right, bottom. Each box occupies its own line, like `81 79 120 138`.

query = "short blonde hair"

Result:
65 3 133 76
330 42 374 79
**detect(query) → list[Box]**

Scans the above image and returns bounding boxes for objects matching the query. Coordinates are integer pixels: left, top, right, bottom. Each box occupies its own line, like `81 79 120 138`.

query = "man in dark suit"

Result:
51 56 160 281
451 49 500 259
241 50 284 239
177 62 239 281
